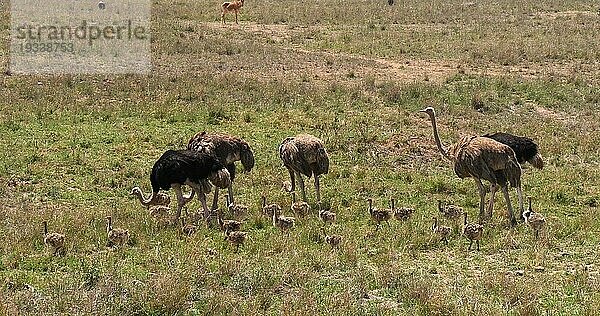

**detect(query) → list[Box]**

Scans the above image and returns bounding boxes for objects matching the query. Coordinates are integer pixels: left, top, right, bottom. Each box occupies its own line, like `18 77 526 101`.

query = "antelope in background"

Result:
221 0 244 24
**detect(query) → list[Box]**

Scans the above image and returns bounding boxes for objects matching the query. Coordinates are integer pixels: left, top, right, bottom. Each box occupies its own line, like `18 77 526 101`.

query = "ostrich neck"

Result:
134 188 154 206
429 114 451 161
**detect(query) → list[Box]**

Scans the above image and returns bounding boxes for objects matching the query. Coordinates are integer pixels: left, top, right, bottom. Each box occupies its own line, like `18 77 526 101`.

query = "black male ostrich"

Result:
187 131 255 209
280 134 329 202
133 150 231 224
482 132 543 220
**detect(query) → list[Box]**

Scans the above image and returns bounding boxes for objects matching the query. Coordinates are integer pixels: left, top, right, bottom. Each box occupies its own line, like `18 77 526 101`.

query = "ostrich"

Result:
106 216 129 247
273 208 295 235
482 132 543 219
133 149 231 225
225 230 247 251
131 187 171 208
224 194 249 221
321 228 342 250
43 221 65 256
217 209 243 234
420 107 524 225
523 196 546 240
262 195 281 218
392 197 415 221
319 207 336 225
187 131 254 210
431 217 451 245
181 218 198 237
463 212 483 251
290 191 311 217
437 200 463 221
368 198 391 230
279 134 329 203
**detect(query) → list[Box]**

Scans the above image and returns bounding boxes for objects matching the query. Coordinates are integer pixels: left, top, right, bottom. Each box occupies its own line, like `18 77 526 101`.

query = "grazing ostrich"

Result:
280 134 329 203
462 213 483 251
523 197 546 240
321 228 342 250
290 191 311 217
131 187 171 208
368 198 391 230
187 131 254 210
225 230 247 251
106 216 129 247
431 217 451 245
262 195 281 218
43 221 65 256
273 208 295 235
482 132 543 219
221 0 244 24
133 150 231 225
420 107 524 225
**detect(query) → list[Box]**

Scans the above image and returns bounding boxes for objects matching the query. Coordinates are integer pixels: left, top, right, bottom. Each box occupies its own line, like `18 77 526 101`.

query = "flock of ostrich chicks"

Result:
42 106 547 256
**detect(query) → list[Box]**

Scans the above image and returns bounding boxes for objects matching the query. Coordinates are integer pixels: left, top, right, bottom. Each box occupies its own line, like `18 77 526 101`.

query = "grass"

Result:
1 0 600 314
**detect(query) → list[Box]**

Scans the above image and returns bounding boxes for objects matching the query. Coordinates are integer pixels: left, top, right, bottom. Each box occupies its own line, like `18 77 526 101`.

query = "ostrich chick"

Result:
321 228 342 250
217 209 242 234
368 198 391 230
43 221 65 256
291 191 311 217
225 194 249 221
225 230 247 251
273 208 295 235
462 213 483 251
181 218 198 237
432 217 452 245
262 195 281 218
438 200 463 221
319 208 336 225
523 196 546 240
392 198 415 222
148 205 173 227
106 216 130 248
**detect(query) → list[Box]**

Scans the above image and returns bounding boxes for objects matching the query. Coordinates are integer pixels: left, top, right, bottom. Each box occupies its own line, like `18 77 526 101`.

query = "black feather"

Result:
150 150 225 192
482 132 539 165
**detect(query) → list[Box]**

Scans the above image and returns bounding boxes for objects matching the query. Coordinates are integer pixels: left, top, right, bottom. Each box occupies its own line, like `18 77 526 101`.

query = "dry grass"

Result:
1 0 600 314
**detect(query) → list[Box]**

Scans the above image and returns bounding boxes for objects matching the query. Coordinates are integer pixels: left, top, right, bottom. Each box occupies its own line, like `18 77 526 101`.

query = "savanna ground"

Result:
1 0 600 314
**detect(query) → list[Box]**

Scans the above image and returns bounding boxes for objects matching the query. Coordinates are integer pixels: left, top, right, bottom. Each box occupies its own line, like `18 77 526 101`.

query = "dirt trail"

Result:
202 21 600 84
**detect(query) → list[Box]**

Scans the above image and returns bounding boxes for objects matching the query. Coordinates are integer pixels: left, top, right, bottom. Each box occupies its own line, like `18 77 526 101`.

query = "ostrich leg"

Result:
487 184 498 220
227 184 234 205
515 186 524 220
212 188 220 210
475 179 487 224
501 185 517 226
287 168 296 193
314 174 321 203
296 171 307 202
172 184 189 220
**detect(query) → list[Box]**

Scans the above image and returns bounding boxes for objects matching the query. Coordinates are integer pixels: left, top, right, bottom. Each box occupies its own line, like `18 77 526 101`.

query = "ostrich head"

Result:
240 144 255 173
419 106 435 118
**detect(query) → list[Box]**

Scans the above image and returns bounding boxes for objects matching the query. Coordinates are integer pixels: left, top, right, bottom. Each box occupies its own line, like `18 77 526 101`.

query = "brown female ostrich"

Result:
420 107 523 225
279 134 329 202
482 132 543 219
132 150 231 225
187 131 254 210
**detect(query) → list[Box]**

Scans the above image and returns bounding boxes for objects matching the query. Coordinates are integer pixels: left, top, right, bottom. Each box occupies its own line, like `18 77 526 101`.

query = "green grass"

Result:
1 0 600 314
